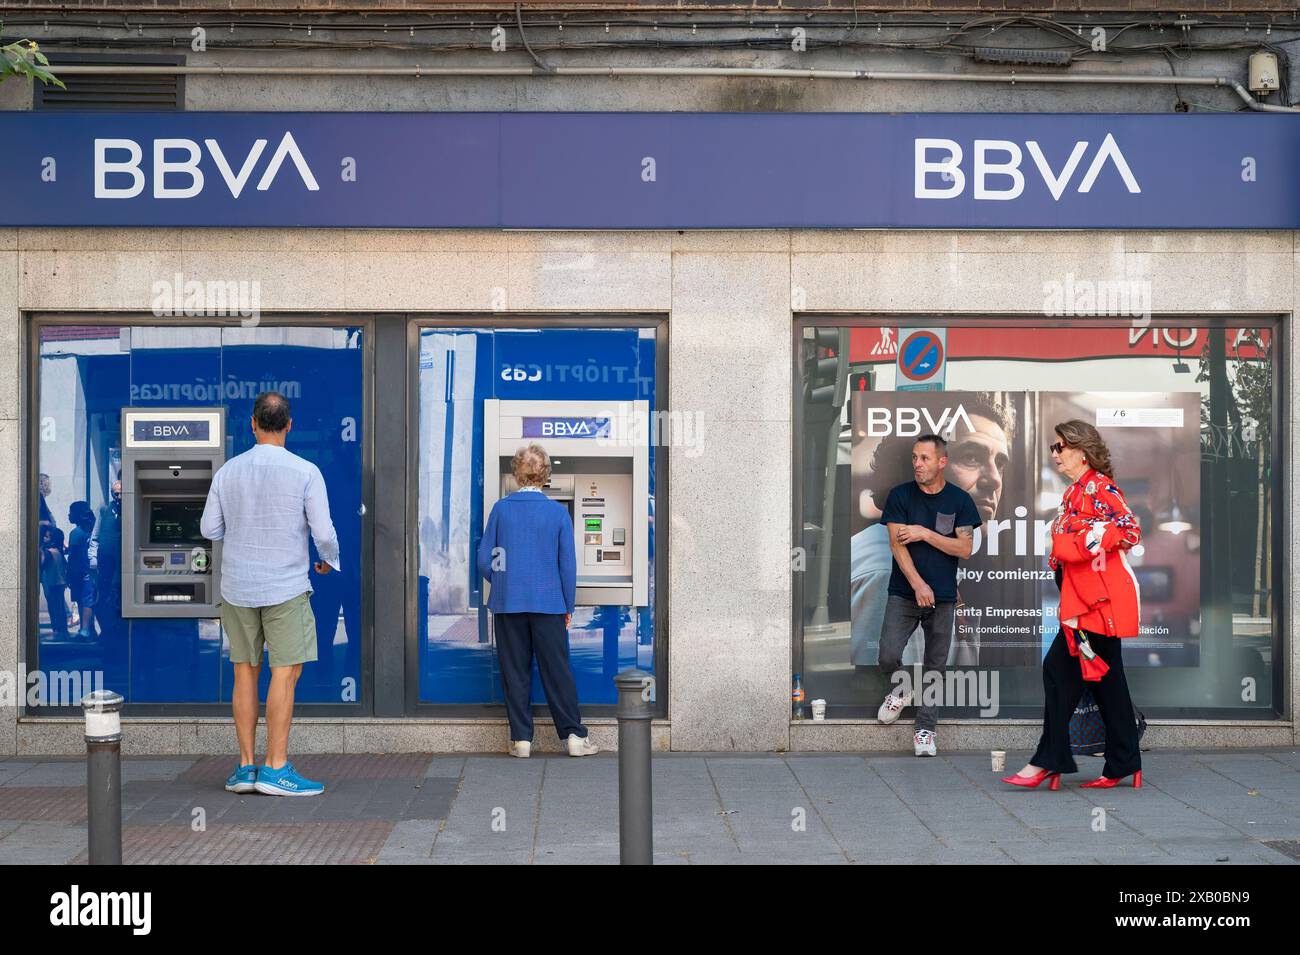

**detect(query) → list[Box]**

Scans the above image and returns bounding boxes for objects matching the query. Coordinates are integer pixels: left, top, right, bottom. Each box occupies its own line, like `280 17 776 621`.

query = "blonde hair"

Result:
511 443 551 488
1054 419 1114 479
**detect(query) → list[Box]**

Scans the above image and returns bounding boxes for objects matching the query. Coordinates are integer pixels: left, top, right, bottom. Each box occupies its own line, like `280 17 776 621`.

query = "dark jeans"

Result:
493 612 587 743
43 584 69 635
1030 627 1142 779
878 595 955 731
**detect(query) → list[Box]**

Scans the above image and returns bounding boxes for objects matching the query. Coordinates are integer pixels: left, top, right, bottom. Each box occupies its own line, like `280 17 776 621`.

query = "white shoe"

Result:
566 733 599 757
877 688 913 724
914 729 937 757
508 740 531 758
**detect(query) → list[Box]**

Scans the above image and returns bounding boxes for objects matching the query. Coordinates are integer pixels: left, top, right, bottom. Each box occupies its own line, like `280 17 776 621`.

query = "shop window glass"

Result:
34 324 365 706
416 327 657 705
797 323 1278 717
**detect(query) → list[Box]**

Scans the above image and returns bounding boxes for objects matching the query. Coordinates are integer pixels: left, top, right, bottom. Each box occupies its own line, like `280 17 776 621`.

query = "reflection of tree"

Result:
1197 329 1272 616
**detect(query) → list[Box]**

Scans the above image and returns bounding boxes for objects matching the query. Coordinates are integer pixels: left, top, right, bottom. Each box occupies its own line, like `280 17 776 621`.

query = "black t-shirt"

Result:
881 480 981 602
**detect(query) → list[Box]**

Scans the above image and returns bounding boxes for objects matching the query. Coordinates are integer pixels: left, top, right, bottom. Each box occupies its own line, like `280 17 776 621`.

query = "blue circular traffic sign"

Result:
899 331 944 381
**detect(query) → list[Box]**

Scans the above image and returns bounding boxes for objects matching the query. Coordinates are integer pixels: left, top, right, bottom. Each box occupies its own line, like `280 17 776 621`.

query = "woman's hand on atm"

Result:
313 560 332 575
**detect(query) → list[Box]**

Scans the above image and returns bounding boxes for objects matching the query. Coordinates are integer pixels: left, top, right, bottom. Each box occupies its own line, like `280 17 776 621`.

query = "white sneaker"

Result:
877 688 914 724
508 740 531 758
566 734 599 757
914 729 937 757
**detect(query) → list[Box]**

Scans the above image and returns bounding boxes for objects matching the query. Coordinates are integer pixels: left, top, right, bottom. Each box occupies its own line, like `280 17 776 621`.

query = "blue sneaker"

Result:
224 764 258 794
254 762 324 797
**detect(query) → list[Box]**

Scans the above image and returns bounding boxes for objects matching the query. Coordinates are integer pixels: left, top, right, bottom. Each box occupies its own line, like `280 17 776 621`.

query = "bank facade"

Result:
0 2 1295 755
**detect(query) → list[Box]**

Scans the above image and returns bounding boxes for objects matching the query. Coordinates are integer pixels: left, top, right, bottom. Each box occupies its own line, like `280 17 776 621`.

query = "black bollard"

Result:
614 668 654 865
82 689 124 865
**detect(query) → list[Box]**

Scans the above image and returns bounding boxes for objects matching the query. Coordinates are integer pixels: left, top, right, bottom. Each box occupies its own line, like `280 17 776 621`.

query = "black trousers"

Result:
1030 627 1142 779
493 612 587 743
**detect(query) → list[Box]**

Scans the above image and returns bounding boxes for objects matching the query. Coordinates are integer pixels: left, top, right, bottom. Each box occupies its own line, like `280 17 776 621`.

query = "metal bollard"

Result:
614 668 654 865
82 689 124 865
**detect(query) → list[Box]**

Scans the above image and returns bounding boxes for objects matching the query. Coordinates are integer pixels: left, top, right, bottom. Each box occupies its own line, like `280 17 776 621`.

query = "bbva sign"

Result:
914 133 1140 201
94 131 319 199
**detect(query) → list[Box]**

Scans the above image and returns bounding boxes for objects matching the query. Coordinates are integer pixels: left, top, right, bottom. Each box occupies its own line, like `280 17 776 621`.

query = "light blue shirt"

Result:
200 443 340 608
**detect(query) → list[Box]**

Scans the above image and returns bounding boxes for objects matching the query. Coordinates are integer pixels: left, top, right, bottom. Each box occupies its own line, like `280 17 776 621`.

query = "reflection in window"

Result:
799 324 1278 717
34 325 365 706
417 327 656 706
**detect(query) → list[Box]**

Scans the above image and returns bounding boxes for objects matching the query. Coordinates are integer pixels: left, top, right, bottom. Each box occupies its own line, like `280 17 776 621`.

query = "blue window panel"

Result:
36 325 364 707
417 327 657 706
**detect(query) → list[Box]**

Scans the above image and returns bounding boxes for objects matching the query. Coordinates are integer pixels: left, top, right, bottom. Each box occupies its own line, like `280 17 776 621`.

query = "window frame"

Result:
22 311 377 718
401 314 670 719
791 312 1290 722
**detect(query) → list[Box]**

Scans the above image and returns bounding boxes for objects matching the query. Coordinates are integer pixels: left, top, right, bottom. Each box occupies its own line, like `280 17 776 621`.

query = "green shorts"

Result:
222 592 317 668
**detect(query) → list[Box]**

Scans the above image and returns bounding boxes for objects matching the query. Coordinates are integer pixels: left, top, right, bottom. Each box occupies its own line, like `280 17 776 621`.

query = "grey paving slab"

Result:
376 819 441 864
704 756 851 861
0 760 85 787
0 762 39 786
0 822 87 864
429 755 546 862
122 759 199 783
424 757 467 779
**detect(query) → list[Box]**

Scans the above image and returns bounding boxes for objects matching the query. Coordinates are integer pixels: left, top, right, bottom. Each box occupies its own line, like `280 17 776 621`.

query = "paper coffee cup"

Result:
991 750 1007 773
811 699 827 721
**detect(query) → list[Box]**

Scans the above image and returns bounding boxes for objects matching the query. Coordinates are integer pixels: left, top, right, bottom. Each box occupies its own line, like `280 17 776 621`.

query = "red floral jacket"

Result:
1049 467 1143 643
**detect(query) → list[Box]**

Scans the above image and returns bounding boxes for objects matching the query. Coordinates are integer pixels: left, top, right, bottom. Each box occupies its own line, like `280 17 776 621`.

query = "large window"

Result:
32 323 366 708
796 320 1282 719
415 323 659 707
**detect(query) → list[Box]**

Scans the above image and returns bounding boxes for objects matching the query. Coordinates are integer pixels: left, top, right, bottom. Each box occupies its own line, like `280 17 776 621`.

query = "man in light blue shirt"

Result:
200 392 339 797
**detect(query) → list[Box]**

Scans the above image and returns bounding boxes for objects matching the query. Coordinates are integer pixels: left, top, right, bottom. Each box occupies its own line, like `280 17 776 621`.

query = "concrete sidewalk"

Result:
2 749 1298 864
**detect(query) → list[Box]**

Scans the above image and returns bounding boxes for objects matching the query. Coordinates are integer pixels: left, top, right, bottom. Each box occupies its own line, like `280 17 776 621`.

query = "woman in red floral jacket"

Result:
1003 419 1144 791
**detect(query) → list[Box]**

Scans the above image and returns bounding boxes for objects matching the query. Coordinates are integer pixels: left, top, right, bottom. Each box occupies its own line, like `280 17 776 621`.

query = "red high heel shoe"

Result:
1001 769 1061 790
1080 770 1143 789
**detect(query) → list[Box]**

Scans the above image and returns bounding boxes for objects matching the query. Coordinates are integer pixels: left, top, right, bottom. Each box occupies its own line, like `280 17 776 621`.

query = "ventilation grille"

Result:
34 54 184 111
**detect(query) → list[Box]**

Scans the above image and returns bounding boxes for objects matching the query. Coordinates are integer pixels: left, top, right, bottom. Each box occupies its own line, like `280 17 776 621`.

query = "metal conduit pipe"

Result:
47 63 1299 112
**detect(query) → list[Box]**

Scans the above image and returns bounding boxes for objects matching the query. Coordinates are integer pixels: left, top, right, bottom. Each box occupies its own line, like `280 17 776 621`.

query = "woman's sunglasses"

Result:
1048 441 1070 455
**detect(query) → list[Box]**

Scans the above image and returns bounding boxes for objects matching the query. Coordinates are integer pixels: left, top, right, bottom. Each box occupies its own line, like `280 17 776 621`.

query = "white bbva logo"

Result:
150 424 191 437
95 131 320 199
914 133 1140 201
864 404 975 438
541 419 604 437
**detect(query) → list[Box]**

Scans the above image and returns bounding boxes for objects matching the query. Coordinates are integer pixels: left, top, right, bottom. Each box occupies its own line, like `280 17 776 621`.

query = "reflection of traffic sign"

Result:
897 328 947 391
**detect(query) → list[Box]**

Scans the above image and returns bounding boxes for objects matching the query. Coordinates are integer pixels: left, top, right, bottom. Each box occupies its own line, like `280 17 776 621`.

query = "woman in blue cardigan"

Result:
477 443 597 759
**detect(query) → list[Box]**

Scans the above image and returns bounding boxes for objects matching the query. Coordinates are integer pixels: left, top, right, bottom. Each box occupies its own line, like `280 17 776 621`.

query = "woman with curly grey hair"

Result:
476 443 598 759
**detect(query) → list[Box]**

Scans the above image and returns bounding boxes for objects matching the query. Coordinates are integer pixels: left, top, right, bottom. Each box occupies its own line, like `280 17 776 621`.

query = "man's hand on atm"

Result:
313 560 332 575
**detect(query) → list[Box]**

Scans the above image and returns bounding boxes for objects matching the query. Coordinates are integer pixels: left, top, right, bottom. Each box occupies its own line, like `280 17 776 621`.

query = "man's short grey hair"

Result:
511 443 551 488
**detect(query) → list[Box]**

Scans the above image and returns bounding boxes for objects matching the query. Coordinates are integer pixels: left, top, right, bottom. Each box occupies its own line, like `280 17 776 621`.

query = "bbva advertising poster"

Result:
849 390 1201 670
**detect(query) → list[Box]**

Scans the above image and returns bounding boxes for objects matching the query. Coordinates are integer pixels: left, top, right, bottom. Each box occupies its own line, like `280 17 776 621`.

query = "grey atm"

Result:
484 400 648 607
120 408 225 617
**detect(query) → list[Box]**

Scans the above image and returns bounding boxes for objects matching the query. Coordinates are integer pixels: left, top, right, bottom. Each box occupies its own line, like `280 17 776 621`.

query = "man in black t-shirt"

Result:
876 433 981 756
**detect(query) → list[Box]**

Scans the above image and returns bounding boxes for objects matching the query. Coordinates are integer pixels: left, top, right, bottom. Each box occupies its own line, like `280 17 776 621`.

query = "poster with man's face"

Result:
849 391 1201 669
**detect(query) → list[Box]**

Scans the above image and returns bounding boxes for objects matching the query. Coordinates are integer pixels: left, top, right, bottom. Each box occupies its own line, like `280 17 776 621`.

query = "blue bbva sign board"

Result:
2 111 1298 229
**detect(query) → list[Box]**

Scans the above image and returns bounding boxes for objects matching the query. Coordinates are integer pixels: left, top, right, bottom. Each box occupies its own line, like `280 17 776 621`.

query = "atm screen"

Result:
149 500 206 545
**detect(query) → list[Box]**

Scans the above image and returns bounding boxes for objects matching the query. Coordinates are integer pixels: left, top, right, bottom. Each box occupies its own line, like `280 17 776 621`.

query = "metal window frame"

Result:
400 313 670 720
22 311 377 718
791 312 1290 723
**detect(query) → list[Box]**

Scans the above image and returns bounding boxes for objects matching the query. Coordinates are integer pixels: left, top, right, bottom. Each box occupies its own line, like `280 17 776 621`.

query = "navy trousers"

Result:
493 612 587 743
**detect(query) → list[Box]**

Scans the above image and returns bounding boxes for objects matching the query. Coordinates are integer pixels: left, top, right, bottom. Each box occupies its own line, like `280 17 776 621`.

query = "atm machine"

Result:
483 400 649 607
120 408 225 617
